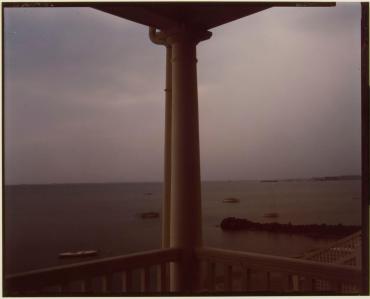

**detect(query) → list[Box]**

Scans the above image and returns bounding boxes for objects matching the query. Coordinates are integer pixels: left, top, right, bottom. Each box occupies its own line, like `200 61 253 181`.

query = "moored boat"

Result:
59 250 98 258
222 197 240 203
140 212 159 219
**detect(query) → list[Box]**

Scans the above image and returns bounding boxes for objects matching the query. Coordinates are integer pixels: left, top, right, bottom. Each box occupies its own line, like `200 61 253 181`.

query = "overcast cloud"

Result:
4 3 361 184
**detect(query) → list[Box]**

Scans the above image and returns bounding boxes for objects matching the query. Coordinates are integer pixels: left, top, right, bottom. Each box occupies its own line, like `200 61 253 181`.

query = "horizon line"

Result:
4 174 362 187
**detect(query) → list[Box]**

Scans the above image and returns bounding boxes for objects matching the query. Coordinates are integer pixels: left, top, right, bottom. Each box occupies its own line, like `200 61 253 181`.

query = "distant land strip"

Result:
220 217 361 238
260 175 361 183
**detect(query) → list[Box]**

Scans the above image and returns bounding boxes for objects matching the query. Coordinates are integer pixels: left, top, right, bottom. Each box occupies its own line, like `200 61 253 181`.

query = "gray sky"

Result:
4 3 361 184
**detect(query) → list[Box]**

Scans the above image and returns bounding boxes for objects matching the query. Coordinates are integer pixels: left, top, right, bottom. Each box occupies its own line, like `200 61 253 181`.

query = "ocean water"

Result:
4 180 361 275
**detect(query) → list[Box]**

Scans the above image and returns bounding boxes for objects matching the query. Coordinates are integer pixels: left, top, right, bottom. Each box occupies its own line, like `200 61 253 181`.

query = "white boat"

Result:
59 250 98 258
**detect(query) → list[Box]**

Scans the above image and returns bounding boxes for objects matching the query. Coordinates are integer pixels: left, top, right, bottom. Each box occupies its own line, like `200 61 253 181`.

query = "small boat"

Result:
140 212 159 219
223 198 240 203
263 212 279 218
59 250 98 258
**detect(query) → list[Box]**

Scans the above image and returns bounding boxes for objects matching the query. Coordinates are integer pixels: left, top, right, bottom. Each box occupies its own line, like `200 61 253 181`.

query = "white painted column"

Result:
166 27 212 292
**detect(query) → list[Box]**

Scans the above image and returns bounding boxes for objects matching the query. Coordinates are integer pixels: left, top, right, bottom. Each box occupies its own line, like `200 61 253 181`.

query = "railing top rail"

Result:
196 247 362 284
302 230 362 260
6 247 181 292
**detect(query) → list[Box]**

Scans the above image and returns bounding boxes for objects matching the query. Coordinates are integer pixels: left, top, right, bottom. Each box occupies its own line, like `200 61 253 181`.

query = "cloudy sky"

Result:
4 3 361 185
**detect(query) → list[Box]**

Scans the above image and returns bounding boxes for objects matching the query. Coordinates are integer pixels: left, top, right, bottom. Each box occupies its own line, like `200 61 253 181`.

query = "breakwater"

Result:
220 217 361 238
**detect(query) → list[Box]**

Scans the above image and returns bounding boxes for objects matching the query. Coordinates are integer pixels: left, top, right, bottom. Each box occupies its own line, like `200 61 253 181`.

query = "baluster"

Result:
119 272 126 292
311 278 316 291
121 270 133 292
242 267 251 291
324 279 331 291
157 263 167 292
282 273 293 292
126 270 133 292
198 260 206 291
340 247 344 259
140 267 151 292
224 264 232 292
101 276 106 292
207 261 215 291
266 271 271 291
81 277 93 293
162 263 167 292
291 274 300 292
102 274 114 293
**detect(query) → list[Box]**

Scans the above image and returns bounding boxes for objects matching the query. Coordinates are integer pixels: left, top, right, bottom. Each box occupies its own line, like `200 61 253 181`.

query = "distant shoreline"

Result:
220 217 361 239
4 175 362 187
260 175 361 183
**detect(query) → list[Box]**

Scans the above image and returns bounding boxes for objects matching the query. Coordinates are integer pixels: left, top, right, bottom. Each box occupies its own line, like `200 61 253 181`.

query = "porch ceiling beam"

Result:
91 2 335 31
4 2 335 31
93 5 179 30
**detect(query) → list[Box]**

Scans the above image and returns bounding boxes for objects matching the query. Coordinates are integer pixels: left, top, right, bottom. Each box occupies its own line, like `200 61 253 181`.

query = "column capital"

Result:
164 26 212 45
149 26 212 46
149 27 170 46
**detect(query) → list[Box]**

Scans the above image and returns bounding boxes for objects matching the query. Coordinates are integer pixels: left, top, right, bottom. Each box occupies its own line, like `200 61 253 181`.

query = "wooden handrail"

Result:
196 247 362 285
5 247 181 293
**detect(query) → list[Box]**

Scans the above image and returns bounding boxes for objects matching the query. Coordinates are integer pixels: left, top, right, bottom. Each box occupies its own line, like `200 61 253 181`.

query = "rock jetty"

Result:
220 217 360 238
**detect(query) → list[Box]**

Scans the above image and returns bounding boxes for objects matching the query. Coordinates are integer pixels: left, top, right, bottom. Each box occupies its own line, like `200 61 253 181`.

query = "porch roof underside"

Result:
92 2 335 30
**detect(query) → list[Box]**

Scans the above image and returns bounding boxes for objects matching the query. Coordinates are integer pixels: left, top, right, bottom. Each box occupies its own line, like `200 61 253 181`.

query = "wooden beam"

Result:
92 5 179 29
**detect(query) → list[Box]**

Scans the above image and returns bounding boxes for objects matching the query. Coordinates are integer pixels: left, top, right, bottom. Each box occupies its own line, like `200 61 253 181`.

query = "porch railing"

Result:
5 247 181 295
196 247 362 293
5 246 362 294
301 231 361 266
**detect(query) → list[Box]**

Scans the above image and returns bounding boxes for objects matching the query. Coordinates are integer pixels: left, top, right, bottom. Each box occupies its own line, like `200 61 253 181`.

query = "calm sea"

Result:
4 180 361 275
